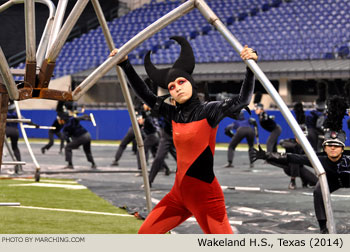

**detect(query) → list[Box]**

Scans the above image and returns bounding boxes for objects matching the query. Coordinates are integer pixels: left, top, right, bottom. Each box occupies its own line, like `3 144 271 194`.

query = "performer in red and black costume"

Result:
111 36 257 234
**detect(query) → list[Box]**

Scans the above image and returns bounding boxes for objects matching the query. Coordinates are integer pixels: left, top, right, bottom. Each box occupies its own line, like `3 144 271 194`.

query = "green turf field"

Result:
0 178 143 233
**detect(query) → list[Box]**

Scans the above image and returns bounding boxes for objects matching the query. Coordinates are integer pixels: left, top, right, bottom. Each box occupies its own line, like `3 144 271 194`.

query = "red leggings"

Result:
138 176 233 234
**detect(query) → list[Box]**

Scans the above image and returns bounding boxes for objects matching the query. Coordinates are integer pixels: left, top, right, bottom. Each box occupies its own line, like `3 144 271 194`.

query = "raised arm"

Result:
205 46 257 127
110 49 175 119
237 45 258 106
118 59 158 108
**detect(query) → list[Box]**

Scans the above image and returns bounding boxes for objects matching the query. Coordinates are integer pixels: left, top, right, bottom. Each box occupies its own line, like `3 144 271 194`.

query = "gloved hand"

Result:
250 144 267 163
78 114 90 121
28 122 40 128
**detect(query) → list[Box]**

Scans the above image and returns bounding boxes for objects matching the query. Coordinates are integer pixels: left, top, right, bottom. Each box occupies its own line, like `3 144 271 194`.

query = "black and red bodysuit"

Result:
119 59 255 234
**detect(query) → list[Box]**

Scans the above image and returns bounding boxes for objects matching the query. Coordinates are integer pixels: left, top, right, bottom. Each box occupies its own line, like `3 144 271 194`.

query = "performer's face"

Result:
255 107 263 114
324 145 344 162
143 103 151 111
168 77 193 104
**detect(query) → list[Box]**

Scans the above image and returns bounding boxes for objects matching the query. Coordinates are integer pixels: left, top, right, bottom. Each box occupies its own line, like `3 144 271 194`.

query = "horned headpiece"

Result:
144 36 196 90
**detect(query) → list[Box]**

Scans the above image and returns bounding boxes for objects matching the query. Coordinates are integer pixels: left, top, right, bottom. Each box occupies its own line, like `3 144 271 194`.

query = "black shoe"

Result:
165 168 170 176
250 163 254 168
223 163 233 168
288 181 296 190
91 163 97 169
111 160 119 166
320 227 329 234
64 164 74 169
41 148 45 154
14 165 20 174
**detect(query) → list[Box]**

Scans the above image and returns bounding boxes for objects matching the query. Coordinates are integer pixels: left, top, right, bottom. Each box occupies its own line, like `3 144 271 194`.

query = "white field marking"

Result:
302 192 350 198
265 209 301 216
221 186 260 191
230 207 274 217
0 203 20 206
263 189 290 194
8 205 134 217
151 198 160 204
11 178 78 184
233 186 261 191
9 183 87 190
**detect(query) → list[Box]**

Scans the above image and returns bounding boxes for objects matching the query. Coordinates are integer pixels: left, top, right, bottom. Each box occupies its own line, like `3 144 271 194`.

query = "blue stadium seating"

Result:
13 0 349 79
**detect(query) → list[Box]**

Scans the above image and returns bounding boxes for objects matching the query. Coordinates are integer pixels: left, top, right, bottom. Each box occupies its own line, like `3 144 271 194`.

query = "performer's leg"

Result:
81 133 95 167
56 131 65 153
137 133 158 169
10 133 21 161
182 177 233 234
149 135 172 184
266 125 281 152
313 180 339 233
42 130 55 153
138 192 192 234
114 127 135 163
226 130 244 167
65 138 81 167
246 129 255 166
300 167 318 187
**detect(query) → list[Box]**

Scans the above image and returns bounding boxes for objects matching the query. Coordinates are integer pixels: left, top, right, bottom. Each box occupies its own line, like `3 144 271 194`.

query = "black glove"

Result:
28 122 40 128
78 114 90 121
224 128 235 138
250 144 267 163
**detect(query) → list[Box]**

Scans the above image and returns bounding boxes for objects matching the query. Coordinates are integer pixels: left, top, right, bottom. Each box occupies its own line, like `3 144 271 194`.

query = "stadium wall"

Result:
19 109 350 146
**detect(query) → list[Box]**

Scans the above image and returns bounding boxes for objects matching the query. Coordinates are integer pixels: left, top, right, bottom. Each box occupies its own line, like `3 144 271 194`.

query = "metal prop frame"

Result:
0 0 335 231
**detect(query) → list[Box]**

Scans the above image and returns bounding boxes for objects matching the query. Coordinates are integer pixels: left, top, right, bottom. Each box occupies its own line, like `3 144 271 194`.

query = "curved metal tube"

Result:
0 46 19 100
35 0 56 67
46 0 68 56
14 101 40 170
91 0 152 212
46 0 89 62
195 0 336 234
0 0 56 83
24 0 36 62
72 0 195 100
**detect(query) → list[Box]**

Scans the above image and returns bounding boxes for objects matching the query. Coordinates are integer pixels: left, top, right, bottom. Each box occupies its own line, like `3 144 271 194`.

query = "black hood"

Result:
144 36 196 90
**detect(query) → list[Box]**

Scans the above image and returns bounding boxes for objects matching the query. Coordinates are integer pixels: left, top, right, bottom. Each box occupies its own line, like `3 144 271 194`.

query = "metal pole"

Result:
195 0 336 233
0 0 15 12
14 101 41 181
46 0 89 62
46 0 68 55
24 0 36 62
91 0 152 212
0 203 21 206
0 0 56 67
6 118 32 123
2 161 26 165
0 93 9 173
35 0 56 67
0 46 19 100
72 0 195 100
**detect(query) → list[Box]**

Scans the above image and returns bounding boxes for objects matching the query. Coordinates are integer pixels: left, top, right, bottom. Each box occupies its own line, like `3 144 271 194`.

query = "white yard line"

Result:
9 183 87 190
11 178 78 184
302 192 350 198
8 205 134 217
